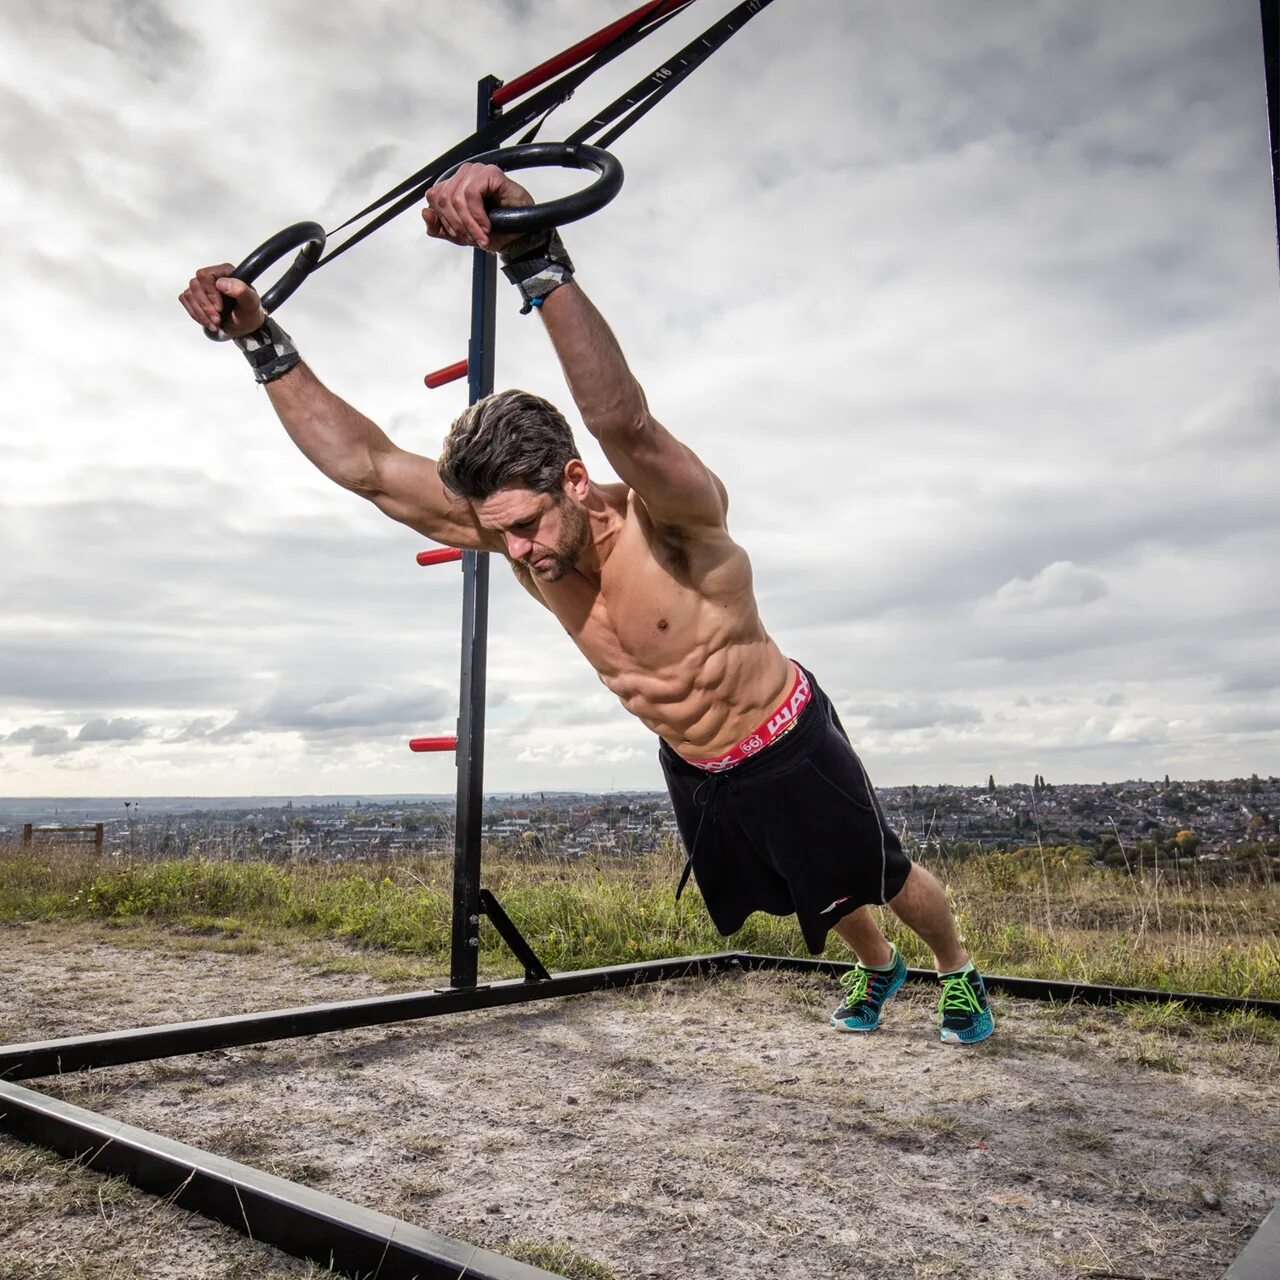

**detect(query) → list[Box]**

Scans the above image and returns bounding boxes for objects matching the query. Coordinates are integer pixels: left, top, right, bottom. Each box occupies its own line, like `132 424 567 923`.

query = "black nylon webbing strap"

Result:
568 0 776 149
514 1 696 146
1263 0 1280 279
315 2 696 267
294 0 776 279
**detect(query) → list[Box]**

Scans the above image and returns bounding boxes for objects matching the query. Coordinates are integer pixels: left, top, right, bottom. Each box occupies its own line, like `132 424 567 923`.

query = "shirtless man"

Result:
179 162 995 1044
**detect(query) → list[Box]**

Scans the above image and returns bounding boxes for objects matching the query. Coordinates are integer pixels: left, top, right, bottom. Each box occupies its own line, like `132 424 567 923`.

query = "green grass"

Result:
0 838 1277 1002
504 1239 616 1280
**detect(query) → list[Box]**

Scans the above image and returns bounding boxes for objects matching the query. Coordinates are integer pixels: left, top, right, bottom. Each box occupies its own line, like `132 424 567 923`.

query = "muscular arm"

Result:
179 264 494 551
263 362 492 548
422 166 728 535
535 282 727 532
536 280 728 533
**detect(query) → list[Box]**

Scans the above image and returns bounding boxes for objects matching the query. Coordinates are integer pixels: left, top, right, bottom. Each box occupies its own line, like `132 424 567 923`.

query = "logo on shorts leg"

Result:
741 734 765 754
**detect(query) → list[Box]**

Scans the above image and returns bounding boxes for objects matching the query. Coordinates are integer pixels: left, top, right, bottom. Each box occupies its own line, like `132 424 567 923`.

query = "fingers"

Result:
421 202 460 245
178 287 205 327
424 175 471 246
458 169 496 249
179 262 235 330
424 163 527 250
178 264 261 336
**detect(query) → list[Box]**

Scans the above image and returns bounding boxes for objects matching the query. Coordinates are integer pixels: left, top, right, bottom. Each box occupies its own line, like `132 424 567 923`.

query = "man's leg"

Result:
829 863 993 1043
830 905 894 965
828 907 906 1032
830 863 965 971
884 862 968 973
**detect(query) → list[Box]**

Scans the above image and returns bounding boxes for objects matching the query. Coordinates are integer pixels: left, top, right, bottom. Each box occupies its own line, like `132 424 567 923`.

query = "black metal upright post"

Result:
1263 0 1280 277
449 76 501 991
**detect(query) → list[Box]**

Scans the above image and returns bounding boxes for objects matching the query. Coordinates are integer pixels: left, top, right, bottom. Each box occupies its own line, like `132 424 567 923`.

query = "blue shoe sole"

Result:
830 1015 880 1033
939 1009 996 1044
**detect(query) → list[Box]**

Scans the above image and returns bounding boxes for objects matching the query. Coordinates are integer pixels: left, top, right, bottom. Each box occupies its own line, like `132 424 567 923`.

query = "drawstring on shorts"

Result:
676 772 732 900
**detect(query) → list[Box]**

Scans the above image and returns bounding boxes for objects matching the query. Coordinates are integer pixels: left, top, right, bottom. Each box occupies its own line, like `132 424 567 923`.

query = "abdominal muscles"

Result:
539 514 792 758
589 623 790 758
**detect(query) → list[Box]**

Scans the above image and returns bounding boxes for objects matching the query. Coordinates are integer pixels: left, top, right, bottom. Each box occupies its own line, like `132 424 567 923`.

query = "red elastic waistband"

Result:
685 664 812 774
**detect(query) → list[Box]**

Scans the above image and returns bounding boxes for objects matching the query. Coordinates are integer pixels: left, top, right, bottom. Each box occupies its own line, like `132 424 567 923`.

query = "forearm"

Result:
537 281 648 437
263 362 391 497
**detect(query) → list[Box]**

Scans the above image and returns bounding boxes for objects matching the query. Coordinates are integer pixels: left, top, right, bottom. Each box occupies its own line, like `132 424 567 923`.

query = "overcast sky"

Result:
2 1 1277 798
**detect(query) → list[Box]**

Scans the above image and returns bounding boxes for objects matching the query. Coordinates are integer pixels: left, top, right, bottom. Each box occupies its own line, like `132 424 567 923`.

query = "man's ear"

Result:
563 458 589 500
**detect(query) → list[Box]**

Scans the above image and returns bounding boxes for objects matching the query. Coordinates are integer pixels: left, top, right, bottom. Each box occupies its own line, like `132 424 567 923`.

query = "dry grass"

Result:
0 1135 342 1279
0 838 1276 1001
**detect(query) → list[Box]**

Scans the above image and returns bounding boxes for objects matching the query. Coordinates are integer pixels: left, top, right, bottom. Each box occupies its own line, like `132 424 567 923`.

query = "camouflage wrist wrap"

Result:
234 316 301 384
499 229 574 315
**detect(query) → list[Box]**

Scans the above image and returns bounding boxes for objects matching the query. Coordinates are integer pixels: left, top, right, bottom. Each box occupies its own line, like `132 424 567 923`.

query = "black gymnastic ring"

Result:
435 142 624 234
206 220 326 340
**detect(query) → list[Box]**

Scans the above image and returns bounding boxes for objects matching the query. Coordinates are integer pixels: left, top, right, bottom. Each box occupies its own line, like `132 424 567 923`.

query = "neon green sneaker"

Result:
938 966 995 1044
830 948 906 1032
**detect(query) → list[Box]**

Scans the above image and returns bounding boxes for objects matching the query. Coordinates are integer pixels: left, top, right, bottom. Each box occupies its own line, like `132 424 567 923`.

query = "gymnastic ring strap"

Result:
434 142 624 234
206 221 326 340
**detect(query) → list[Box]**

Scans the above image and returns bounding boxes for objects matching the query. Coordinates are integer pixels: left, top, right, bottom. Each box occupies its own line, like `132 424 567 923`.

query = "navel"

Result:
656 618 669 632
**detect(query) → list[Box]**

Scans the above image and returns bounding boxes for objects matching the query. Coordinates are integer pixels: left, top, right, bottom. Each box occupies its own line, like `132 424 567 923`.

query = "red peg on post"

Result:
424 359 468 390
416 548 464 567
409 736 458 753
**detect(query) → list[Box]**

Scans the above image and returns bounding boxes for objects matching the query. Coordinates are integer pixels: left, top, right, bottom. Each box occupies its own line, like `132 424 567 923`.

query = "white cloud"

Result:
5 725 77 757
1 1 1277 794
76 717 150 743
993 561 1109 611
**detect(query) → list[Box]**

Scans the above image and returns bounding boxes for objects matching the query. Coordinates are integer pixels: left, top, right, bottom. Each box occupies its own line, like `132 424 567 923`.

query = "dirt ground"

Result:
1 921 1276 1280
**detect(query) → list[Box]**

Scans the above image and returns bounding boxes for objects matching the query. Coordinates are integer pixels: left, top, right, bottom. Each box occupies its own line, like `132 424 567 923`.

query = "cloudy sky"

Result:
2 1 1277 798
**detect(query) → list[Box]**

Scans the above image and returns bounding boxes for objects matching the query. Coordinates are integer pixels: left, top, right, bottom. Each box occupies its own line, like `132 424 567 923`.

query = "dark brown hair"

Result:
437 389 580 500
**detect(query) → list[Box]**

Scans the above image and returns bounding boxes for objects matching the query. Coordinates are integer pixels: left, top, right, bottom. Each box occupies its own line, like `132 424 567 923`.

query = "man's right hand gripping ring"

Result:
205 221 326 341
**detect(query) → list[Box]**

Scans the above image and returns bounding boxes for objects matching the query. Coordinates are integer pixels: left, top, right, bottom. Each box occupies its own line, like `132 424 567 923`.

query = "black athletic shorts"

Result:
659 664 912 954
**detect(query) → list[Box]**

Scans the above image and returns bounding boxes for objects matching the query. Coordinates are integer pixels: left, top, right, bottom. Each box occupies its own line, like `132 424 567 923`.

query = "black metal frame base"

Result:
1 952 1276 1280
4 951 1275 1082
0 1077 559 1280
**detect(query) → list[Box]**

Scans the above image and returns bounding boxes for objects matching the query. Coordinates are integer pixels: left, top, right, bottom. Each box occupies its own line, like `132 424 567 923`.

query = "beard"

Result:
532 497 589 583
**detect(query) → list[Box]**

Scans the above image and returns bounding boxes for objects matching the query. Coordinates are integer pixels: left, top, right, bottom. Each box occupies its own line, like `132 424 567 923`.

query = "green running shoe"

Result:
830 948 906 1032
938 967 995 1044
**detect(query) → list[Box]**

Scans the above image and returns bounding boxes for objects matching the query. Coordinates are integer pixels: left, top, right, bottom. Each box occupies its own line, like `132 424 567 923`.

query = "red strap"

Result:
491 0 693 108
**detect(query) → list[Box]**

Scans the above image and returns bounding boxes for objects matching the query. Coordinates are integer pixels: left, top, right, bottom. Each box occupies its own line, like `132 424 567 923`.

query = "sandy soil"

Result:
1 920 1277 1280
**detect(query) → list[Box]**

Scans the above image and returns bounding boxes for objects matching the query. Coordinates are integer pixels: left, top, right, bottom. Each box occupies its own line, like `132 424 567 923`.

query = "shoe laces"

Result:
939 971 983 1015
838 966 872 1005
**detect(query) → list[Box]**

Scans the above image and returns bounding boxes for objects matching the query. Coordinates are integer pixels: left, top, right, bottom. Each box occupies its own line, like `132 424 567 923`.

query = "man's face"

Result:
476 482 589 583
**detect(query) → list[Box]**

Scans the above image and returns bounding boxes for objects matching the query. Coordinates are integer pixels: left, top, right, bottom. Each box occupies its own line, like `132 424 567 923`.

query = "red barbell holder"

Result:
424 359 468 389
409 736 458 753
416 548 464 567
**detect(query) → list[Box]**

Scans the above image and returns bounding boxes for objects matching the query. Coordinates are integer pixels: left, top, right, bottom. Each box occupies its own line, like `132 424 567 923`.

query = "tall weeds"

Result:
0 839 1275 999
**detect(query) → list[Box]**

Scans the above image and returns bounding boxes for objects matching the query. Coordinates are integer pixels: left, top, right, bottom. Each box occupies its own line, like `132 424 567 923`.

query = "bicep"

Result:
597 413 727 531
368 445 502 551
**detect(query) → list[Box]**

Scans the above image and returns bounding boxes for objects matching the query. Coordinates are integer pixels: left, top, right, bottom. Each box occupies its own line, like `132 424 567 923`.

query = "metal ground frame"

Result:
0 1077 559 1280
2 952 1277 1280
3 952 1277 1082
